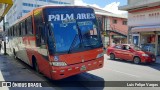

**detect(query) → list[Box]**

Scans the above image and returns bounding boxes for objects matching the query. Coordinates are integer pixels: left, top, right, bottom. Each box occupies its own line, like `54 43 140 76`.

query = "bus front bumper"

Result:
50 57 104 80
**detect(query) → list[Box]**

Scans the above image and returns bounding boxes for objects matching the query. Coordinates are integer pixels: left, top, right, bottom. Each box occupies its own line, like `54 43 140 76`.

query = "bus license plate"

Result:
80 65 86 71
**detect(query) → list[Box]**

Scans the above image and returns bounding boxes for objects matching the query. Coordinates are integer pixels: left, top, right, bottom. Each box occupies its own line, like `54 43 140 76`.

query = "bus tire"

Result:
32 57 39 73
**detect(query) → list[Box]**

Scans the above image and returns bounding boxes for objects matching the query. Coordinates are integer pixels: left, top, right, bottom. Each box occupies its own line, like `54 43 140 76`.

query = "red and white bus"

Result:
7 6 104 80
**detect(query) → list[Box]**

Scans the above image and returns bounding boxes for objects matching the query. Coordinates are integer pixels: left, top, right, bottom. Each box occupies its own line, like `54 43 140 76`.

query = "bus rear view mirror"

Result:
48 36 55 54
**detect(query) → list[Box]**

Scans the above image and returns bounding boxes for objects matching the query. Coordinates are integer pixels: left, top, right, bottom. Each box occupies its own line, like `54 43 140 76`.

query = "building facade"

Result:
94 7 128 47
6 0 74 26
119 0 160 55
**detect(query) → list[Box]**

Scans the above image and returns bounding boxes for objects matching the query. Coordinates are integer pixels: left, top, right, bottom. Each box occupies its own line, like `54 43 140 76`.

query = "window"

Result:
7 29 9 36
8 28 11 36
26 16 33 35
13 26 16 36
22 3 34 7
123 45 130 50
123 21 127 25
114 45 122 49
16 24 19 36
22 21 26 35
113 19 117 24
10 28 12 36
23 10 30 13
14 25 17 36
19 23 22 36
25 20 27 34
12 27 14 36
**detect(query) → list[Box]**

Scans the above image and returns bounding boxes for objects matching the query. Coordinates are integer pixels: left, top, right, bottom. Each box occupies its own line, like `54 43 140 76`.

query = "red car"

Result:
107 44 156 64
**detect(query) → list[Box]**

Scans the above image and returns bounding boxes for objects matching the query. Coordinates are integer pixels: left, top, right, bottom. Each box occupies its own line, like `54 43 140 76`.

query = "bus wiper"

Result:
68 34 78 53
68 22 83 53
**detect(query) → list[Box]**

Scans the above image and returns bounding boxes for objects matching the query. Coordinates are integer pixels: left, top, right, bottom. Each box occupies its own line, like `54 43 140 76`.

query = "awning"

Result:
131 25 160 32
0 0 13 22
112 35 127 39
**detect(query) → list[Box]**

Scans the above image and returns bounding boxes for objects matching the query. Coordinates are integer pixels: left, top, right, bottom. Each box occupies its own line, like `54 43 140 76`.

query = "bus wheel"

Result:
33 58 39 73
133 57 141 64
13 49 17 59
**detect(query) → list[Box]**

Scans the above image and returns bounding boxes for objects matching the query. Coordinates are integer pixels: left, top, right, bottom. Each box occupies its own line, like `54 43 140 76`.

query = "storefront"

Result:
119 0 160 56
108 31 127 46
131 26 160 55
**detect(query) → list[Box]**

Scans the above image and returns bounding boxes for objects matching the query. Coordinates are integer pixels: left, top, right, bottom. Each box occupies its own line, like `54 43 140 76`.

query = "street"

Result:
0 53 160 90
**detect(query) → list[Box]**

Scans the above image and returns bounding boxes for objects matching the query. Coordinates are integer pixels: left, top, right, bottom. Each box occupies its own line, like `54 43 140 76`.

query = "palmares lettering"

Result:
48 13 95 21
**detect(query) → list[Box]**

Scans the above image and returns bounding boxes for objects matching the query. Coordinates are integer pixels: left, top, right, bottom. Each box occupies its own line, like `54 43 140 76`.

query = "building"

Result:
6 0 74 26
92 6 128 47
119 0 160 55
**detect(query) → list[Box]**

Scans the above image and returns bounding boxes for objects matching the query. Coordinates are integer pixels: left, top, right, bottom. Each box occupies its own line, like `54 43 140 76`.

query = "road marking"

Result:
105 68 140 78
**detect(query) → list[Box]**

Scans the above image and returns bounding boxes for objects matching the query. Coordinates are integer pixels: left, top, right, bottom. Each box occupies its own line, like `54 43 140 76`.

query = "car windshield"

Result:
44 7 103 54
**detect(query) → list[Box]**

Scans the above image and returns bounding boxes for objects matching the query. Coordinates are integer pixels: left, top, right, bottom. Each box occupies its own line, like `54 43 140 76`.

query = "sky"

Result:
83 0 127 7
75 0 128 15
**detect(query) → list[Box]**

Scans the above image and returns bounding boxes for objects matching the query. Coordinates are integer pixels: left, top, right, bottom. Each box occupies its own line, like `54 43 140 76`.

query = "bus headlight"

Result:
96 53 104 58
51 62 67 66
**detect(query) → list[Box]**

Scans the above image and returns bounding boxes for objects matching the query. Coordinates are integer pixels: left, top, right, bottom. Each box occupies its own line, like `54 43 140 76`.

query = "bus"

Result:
7 6 104 80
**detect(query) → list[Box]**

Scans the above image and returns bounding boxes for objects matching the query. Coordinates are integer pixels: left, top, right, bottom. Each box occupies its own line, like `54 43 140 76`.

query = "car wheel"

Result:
133 57 141 64
110 53 115 60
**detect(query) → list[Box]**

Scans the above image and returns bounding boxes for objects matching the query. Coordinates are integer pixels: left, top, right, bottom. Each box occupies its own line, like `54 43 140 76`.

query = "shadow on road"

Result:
45 73 105 90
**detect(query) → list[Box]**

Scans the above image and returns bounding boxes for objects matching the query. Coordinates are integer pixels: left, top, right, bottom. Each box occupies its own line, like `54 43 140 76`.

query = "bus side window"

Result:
25 20 27 35
16 25 18 36
27 16 33 35
12 27 14 36
14 26 16 37
19 23 22 36
36 26 41 47
22 21 26 36
34 10 43 47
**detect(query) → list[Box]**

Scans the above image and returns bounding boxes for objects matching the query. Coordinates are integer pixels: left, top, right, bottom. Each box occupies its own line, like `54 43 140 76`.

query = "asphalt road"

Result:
0 53 160 90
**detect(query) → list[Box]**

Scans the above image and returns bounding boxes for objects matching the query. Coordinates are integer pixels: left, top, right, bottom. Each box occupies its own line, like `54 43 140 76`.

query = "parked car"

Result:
107 44 156 64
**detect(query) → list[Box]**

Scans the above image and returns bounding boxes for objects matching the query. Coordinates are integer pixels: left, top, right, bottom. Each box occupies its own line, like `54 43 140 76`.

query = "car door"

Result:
113 45 123 59
121 45 133 60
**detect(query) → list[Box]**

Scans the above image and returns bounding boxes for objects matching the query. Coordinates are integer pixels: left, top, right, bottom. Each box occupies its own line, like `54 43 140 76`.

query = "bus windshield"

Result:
44 7 103 54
